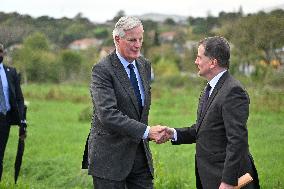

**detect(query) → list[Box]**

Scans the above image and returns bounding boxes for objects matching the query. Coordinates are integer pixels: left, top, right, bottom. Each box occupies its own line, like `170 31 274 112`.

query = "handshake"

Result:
148 125 175 144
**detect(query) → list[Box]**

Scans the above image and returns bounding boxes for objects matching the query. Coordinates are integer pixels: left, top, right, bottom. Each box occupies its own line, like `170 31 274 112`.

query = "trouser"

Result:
0 113 11 181
92 142 153 189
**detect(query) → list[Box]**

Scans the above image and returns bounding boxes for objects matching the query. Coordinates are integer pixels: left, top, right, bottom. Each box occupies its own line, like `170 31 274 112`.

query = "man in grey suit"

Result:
88 16 165 189
162 36 259 189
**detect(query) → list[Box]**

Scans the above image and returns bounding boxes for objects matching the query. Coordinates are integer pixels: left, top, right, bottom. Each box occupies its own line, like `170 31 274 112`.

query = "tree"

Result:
112 10 125 22
230 12 284 65
59 23 87 47
59 50 83 81
164 18 176 25
94 27 109 39
253 13 284 63
12 32 59 83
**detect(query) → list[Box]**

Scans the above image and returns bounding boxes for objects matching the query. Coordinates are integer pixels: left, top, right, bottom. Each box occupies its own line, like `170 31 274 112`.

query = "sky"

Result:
1 0 283 23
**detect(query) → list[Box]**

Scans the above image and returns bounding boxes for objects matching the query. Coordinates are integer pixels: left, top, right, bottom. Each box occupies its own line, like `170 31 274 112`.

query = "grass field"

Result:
0 79 283 188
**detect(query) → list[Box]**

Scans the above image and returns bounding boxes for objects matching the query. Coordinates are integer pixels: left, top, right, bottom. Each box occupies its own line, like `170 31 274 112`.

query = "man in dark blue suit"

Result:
0 43 26 181
162 37 259 189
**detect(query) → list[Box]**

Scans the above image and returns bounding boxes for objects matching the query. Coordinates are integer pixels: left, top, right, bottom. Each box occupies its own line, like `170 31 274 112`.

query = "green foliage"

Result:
11 32 95 84
112 10 125 23
0 82 283 188
225 10 284 70
0 12 34 46
12 32 60 83
59 50 83 81
23 84 90 103
190 16 219 36
0 12 99 47
59 23 88 47
94 27 109 39
153 58 180 78
1 10 283 86
23 32 50 50
78 106 92 122
164 18 176 25
153 74 201 89
147 44 181 66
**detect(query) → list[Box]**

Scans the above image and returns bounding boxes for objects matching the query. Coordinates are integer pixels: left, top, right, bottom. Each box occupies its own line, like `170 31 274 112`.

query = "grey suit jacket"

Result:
88 51 153 181
173 72 259 189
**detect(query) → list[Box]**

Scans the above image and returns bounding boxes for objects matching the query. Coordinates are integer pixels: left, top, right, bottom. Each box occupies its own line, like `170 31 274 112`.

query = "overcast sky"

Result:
1 0 283 23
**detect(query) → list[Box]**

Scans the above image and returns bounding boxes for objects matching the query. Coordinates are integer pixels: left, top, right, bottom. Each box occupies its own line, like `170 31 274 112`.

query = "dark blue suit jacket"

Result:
3 65 25 126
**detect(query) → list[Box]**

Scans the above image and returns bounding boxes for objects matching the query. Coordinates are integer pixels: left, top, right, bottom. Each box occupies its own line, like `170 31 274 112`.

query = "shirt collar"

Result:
208 70 227 90
116 50 136 69
0 63 3 70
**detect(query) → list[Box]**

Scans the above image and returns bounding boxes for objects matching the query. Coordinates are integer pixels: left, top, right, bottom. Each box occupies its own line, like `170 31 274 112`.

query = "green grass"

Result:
0 81 283 188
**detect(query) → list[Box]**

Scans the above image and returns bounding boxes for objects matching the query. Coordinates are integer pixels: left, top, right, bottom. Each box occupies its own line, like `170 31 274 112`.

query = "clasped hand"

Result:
148 125 174 144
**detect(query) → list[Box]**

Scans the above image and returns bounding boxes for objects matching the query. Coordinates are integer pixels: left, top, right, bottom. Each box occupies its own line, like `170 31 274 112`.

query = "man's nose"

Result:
134 40 142 47
194 59 198 65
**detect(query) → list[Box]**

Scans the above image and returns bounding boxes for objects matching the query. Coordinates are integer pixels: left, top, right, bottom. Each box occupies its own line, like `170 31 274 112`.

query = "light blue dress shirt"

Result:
0 63 11 112
115 51 150 139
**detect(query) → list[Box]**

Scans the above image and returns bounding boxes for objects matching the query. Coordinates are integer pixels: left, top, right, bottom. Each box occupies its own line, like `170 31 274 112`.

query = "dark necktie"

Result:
0 74 7 115
201 83 211 115
128 64 142 112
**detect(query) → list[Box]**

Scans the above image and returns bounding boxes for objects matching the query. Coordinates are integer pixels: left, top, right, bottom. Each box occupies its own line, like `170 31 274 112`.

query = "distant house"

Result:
68 38 103 50
159 31 177 43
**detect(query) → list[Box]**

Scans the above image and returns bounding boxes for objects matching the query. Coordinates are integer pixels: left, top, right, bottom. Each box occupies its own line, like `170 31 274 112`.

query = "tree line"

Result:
0 9 283 84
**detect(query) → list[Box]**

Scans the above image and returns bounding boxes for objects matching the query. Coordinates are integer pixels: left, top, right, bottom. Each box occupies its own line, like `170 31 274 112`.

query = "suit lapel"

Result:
4 65 15 98
110 52 141 115
196 72 229 132
136 59 149 116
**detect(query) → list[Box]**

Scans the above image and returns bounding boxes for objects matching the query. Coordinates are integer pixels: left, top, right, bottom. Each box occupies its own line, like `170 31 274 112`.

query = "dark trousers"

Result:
195 158 260 189
93 142 153 189
0 113 11 181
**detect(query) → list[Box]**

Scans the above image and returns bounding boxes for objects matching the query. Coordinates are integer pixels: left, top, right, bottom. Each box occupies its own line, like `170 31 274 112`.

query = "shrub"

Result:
78 106 92 122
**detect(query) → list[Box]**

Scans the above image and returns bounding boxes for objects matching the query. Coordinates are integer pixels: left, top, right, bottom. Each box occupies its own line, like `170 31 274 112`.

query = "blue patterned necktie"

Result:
0 74 7 115
128 64 142 112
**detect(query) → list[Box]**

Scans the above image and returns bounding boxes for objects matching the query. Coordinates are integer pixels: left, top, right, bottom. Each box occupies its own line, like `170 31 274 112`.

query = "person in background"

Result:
0 43 26 181
87 16 166 189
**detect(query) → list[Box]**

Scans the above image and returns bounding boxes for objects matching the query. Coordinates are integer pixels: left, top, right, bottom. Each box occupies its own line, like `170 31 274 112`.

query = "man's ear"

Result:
210 58 218 69
115 36 120 44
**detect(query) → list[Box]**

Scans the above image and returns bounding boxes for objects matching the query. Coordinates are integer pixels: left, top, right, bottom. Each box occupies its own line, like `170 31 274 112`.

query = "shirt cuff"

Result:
172 128 177 141
142 126 150 139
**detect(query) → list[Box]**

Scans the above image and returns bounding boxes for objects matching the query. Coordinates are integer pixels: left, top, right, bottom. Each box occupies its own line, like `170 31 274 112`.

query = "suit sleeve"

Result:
90 63 147 142
221 86 249 185
13 68 25 123
172 124 197 145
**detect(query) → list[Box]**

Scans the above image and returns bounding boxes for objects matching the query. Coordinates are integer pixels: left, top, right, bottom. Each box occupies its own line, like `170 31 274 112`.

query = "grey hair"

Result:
113 16 143 45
